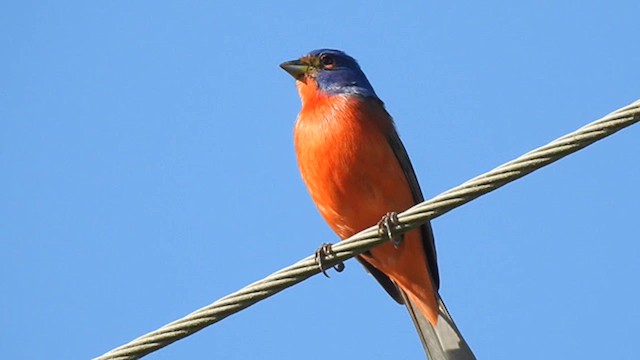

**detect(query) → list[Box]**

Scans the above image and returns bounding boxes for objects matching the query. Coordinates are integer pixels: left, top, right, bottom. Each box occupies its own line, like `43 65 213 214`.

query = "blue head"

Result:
280 49 378 98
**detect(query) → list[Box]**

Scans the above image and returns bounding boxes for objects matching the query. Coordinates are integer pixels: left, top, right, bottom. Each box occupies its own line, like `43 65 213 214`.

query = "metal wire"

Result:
95 99 640 360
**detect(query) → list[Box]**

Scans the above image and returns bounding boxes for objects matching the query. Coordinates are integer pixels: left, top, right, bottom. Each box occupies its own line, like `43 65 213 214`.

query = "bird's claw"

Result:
378 212 403 247
314 243 345 278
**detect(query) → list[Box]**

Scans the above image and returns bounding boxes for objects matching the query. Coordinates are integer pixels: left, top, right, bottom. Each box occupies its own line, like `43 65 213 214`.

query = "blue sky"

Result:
2 1 639 359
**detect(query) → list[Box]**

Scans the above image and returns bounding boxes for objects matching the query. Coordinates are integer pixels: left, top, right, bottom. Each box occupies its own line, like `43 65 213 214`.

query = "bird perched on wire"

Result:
280 49 475 360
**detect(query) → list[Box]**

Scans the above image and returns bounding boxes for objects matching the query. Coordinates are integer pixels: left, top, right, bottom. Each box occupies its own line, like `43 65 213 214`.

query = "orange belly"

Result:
294 93 438 324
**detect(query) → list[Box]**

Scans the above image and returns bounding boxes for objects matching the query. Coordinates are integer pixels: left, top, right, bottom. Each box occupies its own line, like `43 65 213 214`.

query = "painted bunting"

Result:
281 49 475 360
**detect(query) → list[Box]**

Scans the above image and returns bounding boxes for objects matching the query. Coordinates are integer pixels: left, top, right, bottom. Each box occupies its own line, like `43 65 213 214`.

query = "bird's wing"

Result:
384 117 440 288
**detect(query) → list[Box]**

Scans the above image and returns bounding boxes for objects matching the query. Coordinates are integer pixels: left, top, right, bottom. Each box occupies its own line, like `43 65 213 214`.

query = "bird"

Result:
280 49 475 360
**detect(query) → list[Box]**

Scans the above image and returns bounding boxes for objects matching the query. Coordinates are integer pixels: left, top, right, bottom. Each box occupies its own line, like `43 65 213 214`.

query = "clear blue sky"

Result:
2 1 639 359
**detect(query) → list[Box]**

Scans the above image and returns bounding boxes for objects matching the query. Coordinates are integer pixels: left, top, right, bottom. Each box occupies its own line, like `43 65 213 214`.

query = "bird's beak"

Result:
280 59 309 80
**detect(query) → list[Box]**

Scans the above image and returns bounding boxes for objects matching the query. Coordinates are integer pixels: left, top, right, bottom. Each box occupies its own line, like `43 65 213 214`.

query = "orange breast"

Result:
293 81 438 324
294 94 410 237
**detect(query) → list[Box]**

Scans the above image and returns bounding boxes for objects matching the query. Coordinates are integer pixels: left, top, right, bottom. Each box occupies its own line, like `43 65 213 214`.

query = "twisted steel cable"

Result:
96 99 640 360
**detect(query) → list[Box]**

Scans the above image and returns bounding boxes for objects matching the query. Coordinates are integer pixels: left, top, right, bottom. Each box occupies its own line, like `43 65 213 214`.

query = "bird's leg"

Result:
378 212 403 247
314 243 345 278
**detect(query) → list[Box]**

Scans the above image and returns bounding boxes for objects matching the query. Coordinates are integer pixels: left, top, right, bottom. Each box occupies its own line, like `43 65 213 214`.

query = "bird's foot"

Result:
378 212 403 247
314 243 345 278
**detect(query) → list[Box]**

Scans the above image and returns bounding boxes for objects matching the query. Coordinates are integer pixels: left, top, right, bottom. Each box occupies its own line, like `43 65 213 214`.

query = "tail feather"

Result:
402 291 476 360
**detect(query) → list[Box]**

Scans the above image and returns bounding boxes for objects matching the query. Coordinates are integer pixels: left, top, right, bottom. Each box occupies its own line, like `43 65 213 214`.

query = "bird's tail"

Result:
402 291 476 360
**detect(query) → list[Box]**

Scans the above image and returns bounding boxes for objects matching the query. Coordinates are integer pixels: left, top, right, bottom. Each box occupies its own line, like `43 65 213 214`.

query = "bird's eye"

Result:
319 54 335 69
